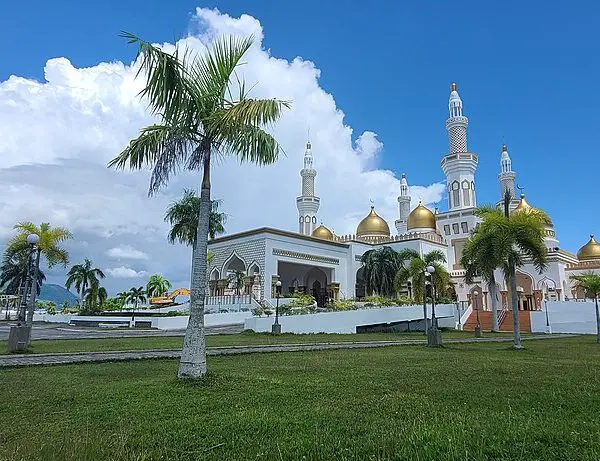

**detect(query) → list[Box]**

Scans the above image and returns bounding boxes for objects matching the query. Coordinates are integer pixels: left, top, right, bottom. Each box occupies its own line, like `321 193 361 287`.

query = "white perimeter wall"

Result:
531 301 598 334
245 304 457 334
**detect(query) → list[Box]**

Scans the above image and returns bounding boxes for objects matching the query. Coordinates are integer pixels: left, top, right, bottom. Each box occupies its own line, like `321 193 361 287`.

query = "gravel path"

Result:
0 334 577 368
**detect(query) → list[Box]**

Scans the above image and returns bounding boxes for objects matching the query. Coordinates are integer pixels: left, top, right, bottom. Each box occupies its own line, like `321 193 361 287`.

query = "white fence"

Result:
530 300 599 334
245 304 457 334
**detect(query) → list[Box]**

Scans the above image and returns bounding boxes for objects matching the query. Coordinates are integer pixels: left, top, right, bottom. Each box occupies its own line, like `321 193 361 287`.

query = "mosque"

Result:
207 83 600 310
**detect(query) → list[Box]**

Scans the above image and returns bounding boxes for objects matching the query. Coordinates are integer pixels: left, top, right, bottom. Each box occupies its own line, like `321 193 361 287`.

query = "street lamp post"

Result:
422 272 430 335
474 290 483 338
272 280 282 334
426 265 443 346
544 299 552 334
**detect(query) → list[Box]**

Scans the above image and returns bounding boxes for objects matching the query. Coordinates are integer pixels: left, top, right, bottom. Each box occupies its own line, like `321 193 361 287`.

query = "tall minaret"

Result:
499 144 516 198
296 138 320 235
395 172 411 234
441 83 478 211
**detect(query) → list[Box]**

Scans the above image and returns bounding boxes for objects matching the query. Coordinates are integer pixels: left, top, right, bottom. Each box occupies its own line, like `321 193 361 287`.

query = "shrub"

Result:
285 294 315 308
327 299 356 311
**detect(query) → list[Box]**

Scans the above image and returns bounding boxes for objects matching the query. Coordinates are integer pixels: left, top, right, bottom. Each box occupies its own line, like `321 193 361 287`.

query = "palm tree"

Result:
109 33 289 379
146 274 172 298
126 286 147 323
227 270 245 295
65 259 106 309
395 249 450 303
7 222 72 322
116 291 129 310
475 191 548 348
462 228 502 331
0 250 46 296
165 189 228 245
569 273 600 344
82 283 108 314
360 247 406 298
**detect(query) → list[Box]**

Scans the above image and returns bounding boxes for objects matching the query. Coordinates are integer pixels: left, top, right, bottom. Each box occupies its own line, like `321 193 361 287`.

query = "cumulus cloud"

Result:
106 245 149 260
0 7 444 294
105 266 148 279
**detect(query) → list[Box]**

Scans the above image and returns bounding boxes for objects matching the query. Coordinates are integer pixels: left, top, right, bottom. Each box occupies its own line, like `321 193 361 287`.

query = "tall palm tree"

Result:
82 283 108 313
116 291 129 310
109 33 289 379
146 274 172 298
65 259 106 309
360 247 406 298
7 222 72 322
395 249 450 303
165 189 227 245
462 228 502 331
126 286 147 323
569 273 600 344
0 250 46 296
475 191 548 348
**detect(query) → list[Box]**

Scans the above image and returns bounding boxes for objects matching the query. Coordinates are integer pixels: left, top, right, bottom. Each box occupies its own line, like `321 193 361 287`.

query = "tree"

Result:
82 284 108 314
0 250 46 296
394 249 450 303
227 270 245 295
109 33 289 379
461 227 503 331
360 247 407 298
146 274 172 298
116 291 129 309
6 222 72 322
65 259 106 309
569 273 600 344
126 287 147 312
475 191 548 348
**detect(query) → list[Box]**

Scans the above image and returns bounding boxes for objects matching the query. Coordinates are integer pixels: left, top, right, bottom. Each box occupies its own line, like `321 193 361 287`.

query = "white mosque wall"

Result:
530 300 598 334
244 304 457 334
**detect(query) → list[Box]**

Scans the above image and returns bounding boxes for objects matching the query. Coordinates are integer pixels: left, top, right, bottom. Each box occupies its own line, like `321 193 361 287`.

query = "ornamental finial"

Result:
451 82 457 91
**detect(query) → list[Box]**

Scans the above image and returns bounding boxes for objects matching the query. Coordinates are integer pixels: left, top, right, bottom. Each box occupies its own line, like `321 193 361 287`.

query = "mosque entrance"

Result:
277 261 331 307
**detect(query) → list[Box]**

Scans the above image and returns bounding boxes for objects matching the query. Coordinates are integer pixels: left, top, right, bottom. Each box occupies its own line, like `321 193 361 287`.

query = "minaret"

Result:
440 83 478 210
499 144 516 198
395 173 411 234
296 138 320 235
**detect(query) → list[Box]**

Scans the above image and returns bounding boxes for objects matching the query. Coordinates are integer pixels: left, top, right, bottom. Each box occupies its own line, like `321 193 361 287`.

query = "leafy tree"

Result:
475 191 548 348
227 270 245 295
165 189 227 245
103 297 125 312
109 33 289 379
126 287 147 311
6 222 71 322
0 250 46 296
82 284 108 314
116 291 129 309
394 249 450 303
146 274 172 298
360 247 407 298
569 273 600 344
65 259 105 309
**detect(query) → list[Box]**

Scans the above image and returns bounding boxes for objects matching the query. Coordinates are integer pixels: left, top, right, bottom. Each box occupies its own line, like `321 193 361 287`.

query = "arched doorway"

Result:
515 272 534 310
355 268 366 299
304 267 327 307
222 253 246 295
469 285 483 311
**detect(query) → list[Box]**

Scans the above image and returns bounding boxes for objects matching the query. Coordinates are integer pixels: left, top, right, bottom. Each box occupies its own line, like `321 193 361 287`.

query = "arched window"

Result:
312 216 317 223
452 181 460 207
462 180 470 206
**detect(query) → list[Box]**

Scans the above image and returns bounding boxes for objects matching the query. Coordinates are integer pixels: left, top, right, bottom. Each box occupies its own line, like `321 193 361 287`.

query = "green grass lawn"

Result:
0 330 517 354
1 336 598 461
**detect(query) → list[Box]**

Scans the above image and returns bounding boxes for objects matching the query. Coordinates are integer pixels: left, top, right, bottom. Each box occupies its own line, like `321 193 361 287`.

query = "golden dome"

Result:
577 234 600 261
356 206 390 237
312 223 334 240
513 194 553 225
407 201 436 230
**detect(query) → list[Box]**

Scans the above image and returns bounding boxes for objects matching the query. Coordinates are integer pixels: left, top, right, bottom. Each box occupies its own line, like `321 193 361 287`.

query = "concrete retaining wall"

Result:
531 301 599 334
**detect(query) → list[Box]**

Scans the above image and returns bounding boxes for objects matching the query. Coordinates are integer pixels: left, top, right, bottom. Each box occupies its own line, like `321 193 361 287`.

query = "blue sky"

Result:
1 1 598 257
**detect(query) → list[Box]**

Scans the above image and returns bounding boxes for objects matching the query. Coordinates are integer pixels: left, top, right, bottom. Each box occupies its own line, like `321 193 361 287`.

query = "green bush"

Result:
285 294 315 308
327 299 356 311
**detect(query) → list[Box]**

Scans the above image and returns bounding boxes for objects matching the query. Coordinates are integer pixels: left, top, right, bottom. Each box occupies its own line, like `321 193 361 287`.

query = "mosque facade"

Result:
207 84 599 310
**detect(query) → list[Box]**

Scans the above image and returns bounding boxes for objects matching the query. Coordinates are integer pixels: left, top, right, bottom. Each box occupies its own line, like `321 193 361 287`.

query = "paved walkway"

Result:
0 334 576 367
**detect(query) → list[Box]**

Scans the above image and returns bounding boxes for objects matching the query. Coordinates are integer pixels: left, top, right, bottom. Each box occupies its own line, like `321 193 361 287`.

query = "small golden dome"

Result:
513 194 553 225
312 223 334 240
356 206 390 237
407 201 436 230
577 234 600 261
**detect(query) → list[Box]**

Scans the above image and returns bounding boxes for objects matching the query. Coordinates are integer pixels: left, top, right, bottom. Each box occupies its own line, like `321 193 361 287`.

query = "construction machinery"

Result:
149 288 190 306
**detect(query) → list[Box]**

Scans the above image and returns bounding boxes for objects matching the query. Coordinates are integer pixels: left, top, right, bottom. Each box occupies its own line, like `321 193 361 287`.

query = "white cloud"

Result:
105 266 148 279
106 245 149 260
0 7 444 294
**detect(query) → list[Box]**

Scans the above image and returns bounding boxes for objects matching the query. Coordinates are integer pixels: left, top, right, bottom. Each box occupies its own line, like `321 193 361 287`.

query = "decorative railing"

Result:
204 295 255 313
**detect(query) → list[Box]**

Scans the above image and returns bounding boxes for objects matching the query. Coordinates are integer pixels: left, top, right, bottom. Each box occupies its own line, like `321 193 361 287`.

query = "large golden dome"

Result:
407 201 436 230
577 234 600 261
513 194 553 225
356 206 390 237
312 224 334 240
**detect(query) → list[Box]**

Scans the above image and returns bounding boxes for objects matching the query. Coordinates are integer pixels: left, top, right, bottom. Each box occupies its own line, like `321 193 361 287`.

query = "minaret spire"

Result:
441 82 478 210
296 135 320 235
498 143 517 205
395 172 411 235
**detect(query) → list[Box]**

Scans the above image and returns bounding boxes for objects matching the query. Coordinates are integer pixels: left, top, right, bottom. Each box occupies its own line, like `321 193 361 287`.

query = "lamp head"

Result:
27 234 40 245
276 281 282 287
426 265 435 274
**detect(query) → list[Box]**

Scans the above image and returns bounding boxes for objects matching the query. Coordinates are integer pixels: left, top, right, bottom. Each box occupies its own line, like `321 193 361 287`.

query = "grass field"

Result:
0 330 518 355
1 336 598 460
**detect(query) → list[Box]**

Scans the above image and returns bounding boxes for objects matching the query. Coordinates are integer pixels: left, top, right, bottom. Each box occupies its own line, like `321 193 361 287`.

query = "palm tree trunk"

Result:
508 259 522 349
595 295 600 344
26 249 41 324
178 151 210 380
488 272 499 332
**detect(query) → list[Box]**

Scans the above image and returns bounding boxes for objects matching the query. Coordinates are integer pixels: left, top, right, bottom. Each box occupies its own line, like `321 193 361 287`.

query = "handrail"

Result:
497 305 509 327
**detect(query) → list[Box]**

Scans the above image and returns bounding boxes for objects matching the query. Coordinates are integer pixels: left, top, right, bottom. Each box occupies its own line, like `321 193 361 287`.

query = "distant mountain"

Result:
38 284 79 307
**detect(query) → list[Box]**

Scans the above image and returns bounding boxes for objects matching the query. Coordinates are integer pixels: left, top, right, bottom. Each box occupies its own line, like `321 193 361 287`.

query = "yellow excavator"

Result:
149 288 191 306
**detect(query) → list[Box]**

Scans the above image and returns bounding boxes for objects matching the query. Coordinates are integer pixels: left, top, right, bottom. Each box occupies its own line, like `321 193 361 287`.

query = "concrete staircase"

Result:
463 310 531 333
